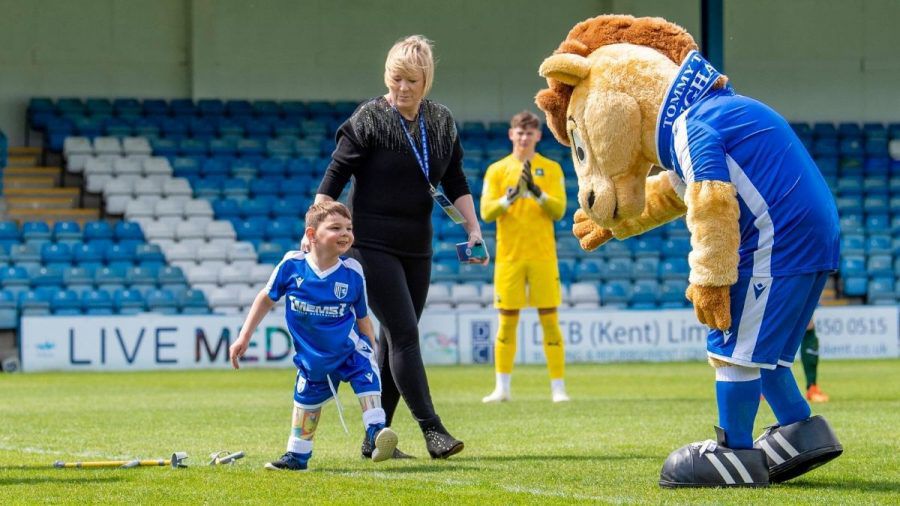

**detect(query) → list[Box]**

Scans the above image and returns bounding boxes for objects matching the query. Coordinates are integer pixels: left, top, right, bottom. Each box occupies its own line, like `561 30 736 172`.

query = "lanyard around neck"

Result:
394 105 430 181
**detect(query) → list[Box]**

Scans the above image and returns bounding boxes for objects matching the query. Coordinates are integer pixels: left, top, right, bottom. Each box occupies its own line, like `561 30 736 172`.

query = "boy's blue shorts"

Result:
293 342 381 409
707 271 828 369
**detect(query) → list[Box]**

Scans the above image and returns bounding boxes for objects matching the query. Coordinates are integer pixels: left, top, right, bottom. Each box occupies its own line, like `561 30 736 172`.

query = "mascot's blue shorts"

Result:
707 271 829 369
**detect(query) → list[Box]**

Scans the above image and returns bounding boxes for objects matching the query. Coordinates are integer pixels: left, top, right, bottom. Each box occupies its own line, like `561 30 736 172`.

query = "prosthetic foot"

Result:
659 427 769 488
753 415 842 483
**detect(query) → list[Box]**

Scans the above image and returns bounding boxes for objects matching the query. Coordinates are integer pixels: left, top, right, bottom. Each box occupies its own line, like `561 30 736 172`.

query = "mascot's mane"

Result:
536 14 726 145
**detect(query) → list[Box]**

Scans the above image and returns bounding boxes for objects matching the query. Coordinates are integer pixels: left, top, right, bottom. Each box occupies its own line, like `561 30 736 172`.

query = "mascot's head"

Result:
535 15 726 227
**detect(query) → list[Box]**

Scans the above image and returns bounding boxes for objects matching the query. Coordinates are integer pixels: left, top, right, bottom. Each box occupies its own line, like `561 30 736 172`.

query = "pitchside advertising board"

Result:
19 306 899 372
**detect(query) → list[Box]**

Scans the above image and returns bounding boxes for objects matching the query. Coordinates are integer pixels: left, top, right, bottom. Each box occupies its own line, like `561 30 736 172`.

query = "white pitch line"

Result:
0 442 131 460
332 470 608 502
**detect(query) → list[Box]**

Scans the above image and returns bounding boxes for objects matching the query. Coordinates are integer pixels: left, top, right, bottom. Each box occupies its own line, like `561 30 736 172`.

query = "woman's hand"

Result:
467 231 490 265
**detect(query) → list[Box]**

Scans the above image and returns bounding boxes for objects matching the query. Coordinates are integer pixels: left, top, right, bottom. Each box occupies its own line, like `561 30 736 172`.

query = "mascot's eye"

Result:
571 129 587 164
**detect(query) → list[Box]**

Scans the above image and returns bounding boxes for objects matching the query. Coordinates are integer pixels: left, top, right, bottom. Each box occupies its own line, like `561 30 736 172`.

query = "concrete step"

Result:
4 187 79 199
5 208 99 224
6 195 78 210
2 167 61 185
1 176 56 189
7 154 39 168
8 146 42 157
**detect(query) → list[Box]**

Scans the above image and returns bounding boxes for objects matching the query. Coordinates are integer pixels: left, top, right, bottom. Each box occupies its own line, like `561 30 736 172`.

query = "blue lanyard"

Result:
394 105 430 182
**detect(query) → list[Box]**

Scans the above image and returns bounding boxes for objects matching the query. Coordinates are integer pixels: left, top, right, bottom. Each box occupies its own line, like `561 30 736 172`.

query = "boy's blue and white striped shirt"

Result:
664 89 840 277
266 251 369 380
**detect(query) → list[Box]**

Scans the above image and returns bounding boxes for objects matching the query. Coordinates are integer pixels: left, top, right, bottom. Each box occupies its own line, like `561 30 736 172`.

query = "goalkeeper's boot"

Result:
806 385 829 403
551 380 570 403
482 388 511 403
659 426 769 488
753 415 842 483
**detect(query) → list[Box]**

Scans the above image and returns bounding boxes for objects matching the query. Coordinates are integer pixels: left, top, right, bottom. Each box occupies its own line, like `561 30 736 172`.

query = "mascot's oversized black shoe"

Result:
753 414 843 483
660 427 769 488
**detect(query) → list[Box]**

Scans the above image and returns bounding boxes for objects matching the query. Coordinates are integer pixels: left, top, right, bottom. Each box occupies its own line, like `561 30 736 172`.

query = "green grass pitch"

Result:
1 360 898 504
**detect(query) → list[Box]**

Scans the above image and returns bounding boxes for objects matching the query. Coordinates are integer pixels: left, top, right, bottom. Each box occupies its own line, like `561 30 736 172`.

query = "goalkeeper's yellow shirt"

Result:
480 153 566 262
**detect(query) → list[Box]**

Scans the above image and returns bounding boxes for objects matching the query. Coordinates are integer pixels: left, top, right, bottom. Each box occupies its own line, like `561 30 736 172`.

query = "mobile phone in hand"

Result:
456 241 487 263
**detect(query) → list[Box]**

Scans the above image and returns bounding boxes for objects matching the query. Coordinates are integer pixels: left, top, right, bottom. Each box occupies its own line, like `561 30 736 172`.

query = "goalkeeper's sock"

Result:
539 311 565 380
494 312 519 374
715 365 761 449
800 328 819 389
761 366 811 426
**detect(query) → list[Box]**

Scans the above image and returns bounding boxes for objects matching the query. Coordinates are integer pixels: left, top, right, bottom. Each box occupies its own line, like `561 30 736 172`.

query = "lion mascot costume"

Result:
535 15 843 488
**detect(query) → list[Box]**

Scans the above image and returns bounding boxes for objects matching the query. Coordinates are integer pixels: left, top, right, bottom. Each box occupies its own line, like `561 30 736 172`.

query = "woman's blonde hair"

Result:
384 35 435 96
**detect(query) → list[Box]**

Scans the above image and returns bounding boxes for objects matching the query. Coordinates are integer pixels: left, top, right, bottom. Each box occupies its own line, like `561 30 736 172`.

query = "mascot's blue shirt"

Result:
657 53 840 277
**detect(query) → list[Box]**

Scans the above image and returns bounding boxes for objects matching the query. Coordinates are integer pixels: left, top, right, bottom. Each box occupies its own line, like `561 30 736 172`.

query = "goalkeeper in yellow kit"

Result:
480 111 569 403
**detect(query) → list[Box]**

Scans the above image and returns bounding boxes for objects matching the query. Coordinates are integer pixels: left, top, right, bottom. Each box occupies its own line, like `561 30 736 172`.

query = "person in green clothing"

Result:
800 318 829 402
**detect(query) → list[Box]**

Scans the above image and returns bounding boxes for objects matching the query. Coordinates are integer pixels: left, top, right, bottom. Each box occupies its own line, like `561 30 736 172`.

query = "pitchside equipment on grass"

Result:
208 450 245 465
53 452 189 469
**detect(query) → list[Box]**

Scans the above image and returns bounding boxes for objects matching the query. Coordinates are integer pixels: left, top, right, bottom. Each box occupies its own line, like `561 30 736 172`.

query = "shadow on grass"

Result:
779 477 900 493
323 464 481 474
0 470 124 486
467 454 657 462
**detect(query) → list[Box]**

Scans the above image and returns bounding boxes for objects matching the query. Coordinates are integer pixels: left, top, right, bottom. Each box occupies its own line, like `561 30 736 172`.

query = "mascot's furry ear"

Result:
539 53 591 86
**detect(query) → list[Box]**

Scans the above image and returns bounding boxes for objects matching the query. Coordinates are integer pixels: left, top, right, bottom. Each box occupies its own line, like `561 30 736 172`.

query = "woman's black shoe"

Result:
423 425 464 459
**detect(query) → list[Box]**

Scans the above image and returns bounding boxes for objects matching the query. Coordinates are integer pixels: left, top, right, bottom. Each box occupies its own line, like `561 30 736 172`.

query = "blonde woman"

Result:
314 35 484 459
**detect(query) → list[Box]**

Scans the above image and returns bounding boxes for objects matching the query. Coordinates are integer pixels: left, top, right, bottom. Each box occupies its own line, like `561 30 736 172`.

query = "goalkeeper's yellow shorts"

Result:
493 260 562 310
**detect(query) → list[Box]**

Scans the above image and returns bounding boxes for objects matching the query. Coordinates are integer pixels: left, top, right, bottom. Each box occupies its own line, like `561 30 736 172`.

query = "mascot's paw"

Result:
753 415 843 483
686 284 731 330
573 209 613 251
660 427 769 488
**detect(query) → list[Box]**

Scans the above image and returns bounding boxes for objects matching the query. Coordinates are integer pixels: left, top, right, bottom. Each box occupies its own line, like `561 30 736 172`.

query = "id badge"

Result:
430 186 466 224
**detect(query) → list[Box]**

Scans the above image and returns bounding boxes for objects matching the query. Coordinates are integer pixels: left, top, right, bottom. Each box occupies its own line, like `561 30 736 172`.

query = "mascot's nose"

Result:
587 191 596 209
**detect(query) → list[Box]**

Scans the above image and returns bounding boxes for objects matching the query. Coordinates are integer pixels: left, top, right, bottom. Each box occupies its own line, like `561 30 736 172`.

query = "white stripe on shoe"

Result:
772 433 800 457
723 452 754 483
758 439 785 464
705 453 736 484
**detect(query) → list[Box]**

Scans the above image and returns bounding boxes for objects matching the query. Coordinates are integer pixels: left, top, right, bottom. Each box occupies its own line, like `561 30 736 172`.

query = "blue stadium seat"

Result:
72 243 105 270
0 221 20 244
22 290 53 316
631 279 660 306
49 289 80 315
95 265 128 292
632 237 662 258
82 289 114 315
179 289 210 314
114 221 145 242
22 222 51 242
662 237 691 258
867 277 895 304
114 288 146 314
201 158 230 178
209 138 238 157
866 255 893 277
840 234 865 255
10 244 41 269
127 265 158 293
146 288 178 314
839 254 866 278
40 242 73 267
63 266 95 293
222 178 249 200
253 100 280 117
458 264 492 283
659 258 689 280
430 261 458 283
0 290 18 329
250 179 279 198
842 277 867 297
31 265 65 288
866 234 892 255
170 99 196 116
659 279 689 307
158 266 187 290
1 266 30 297
266 139 295 159
237 138 265 157
83 221 114 242
105 243 136 267
258 242 287 265
433 243 458 263
632 257 660 279
863 195 889 214
839 213 863 234
601 280 632 307
605 257 634 279
574 258 606 282
237 218 269 243
265 219 295 241
558 258 576 284
142 99 169 117
194 178 223 200
53 221 82 242
600 240 631 259
812 122 837 139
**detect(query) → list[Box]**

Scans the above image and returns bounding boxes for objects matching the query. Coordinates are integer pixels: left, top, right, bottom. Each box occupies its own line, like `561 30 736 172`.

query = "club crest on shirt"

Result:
334 282 349 299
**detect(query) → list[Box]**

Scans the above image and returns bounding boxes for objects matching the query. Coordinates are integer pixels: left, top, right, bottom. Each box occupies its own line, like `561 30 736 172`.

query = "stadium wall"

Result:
19 306 899 372
2 1 899 145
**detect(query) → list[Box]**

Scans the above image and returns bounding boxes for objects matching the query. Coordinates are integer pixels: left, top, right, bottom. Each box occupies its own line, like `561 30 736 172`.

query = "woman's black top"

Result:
317 96 470 258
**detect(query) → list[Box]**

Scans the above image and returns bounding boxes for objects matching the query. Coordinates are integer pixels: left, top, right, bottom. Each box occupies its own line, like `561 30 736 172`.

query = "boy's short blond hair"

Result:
305 201 352 231
510 111 541 131
384 35 435 96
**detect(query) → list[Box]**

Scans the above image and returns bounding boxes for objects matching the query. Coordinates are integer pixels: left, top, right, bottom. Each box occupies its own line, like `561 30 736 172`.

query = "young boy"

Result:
229 201 398 470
